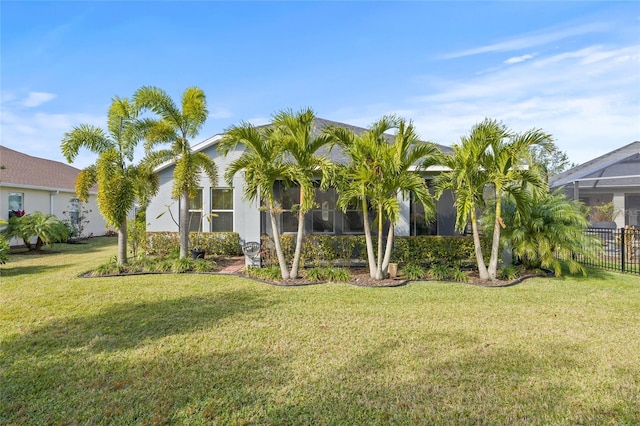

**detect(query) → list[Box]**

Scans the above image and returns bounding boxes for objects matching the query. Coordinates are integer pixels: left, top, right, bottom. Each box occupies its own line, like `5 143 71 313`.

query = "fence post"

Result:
621 228 625 273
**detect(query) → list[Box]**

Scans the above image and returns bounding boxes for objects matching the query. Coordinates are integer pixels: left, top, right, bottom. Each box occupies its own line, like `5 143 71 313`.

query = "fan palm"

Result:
218 122 299 280
61 97 155 264
134 86 218 259
328 116 438 279
273 108 334 278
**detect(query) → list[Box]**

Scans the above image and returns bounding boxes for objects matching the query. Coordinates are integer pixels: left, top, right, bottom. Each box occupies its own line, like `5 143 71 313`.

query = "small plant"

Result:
245 265 281 281
452 268 469 283
127 218 147 259
326 267 350 282
0 238 10 265
429 264 453 280
193 258 215 273
305 267 325 281
93 261 126 276
497 265 521 281
402 263 425 280
172 257 193 273
155 259 174 273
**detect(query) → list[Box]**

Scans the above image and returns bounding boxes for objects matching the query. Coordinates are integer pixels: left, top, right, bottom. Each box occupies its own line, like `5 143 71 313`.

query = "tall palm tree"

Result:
218 123 299 280
434 138 490 279
133 86 218 259
273 108 334 279
328 116 438 280
481 119 553 280
61 97 155 264
435 118 552 281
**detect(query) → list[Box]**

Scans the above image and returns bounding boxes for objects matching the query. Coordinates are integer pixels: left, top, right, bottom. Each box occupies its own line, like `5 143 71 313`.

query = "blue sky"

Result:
2 1 639 169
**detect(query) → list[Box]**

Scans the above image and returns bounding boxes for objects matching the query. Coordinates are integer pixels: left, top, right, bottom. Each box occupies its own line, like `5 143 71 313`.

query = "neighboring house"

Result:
146 118 458 243
549 141 640 227
0 146 110 245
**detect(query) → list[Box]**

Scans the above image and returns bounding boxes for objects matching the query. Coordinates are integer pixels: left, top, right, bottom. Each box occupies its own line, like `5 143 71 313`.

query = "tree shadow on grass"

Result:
0 263 72 277
1 288 272 358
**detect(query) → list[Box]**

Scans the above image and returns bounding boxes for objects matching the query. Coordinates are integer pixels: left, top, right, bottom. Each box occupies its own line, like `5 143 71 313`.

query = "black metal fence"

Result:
575 227 640 275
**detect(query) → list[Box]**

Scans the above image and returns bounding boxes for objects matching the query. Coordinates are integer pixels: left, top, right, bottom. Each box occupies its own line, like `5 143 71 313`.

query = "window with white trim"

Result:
210 188 234 232
8 192 24 217
188 189 203 232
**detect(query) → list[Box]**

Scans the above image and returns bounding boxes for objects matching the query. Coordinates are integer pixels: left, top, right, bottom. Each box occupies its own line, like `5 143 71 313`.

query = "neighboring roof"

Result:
158 117 453 172
549 141 640 189
0 145 83 192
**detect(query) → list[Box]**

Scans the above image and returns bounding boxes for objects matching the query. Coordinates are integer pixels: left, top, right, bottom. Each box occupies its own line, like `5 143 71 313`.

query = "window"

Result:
410 190 437 236
8 192 24 217
342 201 365 234
69 197 81 227
276 182 299 233
188 189 203 232
211 188 234 232
312 187 336 233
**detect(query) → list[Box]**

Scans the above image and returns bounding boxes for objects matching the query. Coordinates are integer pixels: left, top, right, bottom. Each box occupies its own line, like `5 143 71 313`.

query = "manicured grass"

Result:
2 237 639 424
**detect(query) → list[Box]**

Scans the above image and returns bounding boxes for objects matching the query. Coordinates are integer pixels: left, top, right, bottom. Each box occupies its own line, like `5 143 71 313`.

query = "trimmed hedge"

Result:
143 232 243 257
260 234 490 268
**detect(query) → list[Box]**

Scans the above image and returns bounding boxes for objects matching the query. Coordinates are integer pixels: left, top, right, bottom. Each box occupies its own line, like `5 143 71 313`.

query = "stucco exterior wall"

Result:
1 185 109 245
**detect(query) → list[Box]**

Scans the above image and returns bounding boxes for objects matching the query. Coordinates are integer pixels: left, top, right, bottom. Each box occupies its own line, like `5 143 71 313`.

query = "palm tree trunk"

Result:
381 221 394 277
179 189 190 259
488 195 502 281
361 199 376 278
269 206 290 280
376 206 384 280
117 217 128 265
471 209 489 280
290 207 305 279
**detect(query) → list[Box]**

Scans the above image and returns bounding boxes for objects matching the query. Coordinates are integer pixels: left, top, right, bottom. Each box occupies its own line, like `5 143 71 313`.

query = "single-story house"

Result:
549 141 640 227
146 118 459 243
0 146 111 245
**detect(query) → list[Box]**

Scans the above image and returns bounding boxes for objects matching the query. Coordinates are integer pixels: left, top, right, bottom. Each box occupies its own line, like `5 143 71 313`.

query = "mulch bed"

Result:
236 267 549 288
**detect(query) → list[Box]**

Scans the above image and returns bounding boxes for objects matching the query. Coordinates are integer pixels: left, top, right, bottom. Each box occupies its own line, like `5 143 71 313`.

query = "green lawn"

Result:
2 237 639 425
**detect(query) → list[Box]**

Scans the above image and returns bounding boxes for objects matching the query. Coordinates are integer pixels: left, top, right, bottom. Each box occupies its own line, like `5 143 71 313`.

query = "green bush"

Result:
402 263 425 280
305 266 350 282
497 265 521 280
143 232 242 257
0 238 9 264
245 265 281 281
259 234 483 269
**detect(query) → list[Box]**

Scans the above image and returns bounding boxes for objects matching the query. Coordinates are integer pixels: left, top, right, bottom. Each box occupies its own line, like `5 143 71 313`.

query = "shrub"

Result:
193 258 216 273
429 264 453 280
0 238 10 264
245 265 281 281
172 258 193 273
451 268 469 283
305 267 350 282
143 232 242 257
260 234 485 269
1 212 68 251
497 265 521 280
402 263 425 280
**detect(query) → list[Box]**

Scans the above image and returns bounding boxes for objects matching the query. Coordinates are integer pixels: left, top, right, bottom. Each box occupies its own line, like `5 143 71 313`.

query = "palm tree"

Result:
61 97 154 264
218 123 299 280
273 108 334 279
435 119 552 281
484 190 601 277
481 120 553 280
134 86 218 259
328 116 438 279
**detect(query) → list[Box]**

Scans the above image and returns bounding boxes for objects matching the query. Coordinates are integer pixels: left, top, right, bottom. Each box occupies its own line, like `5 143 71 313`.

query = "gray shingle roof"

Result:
549 141 640 189
0 145 81 191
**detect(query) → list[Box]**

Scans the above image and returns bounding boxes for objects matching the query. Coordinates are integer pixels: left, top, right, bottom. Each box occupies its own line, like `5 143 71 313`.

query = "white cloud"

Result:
444 22 609 59
0 99 107 169
21 92 56 107
504 53 536 64
344 43 639 166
